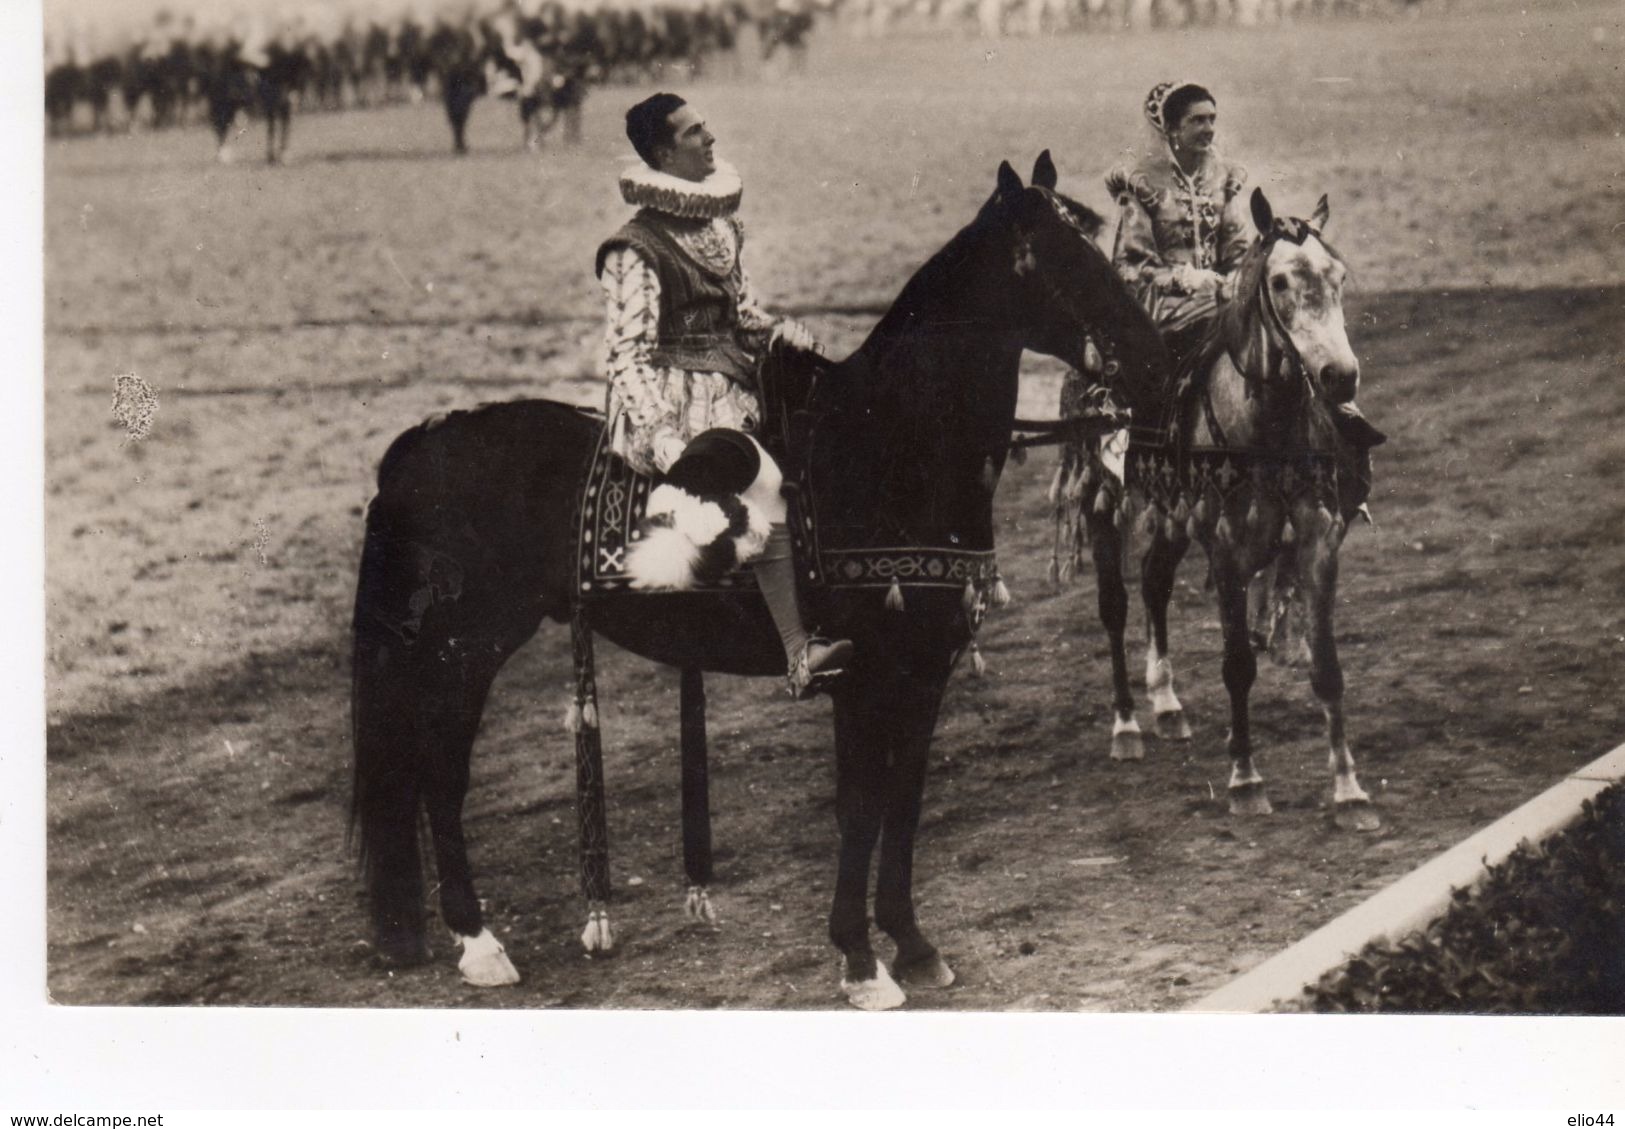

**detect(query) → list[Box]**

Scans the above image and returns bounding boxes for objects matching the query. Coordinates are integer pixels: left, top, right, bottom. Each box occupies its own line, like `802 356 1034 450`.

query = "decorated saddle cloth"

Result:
575 420 760 596
573 349 1002 600
785 452 1000 598
1051 361 1344 530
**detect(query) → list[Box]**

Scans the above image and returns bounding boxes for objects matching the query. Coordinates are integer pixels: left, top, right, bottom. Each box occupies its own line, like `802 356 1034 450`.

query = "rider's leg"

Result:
738 439 852 698
751 527 851 698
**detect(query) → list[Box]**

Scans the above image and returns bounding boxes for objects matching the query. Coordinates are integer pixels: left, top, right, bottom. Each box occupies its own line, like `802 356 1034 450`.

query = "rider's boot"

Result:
1332 400 1387 450
752 524 852 700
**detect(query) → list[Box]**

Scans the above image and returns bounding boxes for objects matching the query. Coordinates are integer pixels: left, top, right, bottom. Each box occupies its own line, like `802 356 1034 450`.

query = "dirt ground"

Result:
43 1 1625 1011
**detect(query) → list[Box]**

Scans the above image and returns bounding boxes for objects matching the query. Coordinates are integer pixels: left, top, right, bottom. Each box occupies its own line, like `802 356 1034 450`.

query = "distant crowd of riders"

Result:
46 0 1422 161
44 0 823 159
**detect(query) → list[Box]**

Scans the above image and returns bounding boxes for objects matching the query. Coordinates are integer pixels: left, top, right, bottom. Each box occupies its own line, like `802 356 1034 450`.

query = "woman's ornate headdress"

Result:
1144 80 1208 137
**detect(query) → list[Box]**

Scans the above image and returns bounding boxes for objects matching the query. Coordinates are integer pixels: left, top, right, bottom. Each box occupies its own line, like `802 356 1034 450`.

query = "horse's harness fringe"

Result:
1045 220 1354 549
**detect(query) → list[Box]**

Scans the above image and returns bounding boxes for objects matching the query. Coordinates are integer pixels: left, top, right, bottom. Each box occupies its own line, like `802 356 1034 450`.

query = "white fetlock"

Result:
580 905 615 953
456 927 521 987
1110 714 1144 761
842 960 907 1011
1333 772 1371 806
684 884 718 927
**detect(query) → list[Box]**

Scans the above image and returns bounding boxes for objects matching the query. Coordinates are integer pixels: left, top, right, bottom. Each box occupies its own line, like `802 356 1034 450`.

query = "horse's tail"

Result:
346 401 596 959
349 419 461 968
347 421 441 963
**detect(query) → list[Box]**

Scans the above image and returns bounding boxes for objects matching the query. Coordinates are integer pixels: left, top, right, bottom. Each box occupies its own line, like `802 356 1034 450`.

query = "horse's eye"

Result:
1271 276 1290 291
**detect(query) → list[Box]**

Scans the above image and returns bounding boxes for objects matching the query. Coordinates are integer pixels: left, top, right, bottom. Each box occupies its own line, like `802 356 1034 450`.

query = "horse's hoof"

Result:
372 928 431 968
457 928 521 987
842 962 907 1011
1110 729 1144 761
1334 800 1381 833
1228 784 1274 817
580 906 615 954
894 952 956 989
684 885 718 927
1155 711 1193 741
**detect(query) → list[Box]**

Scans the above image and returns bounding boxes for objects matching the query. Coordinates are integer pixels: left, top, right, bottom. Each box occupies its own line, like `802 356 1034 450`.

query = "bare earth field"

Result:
43 1 1625 1011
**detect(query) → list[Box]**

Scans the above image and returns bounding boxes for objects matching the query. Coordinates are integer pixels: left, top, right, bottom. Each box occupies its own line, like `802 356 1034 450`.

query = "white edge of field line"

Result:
1187 741 1625 1013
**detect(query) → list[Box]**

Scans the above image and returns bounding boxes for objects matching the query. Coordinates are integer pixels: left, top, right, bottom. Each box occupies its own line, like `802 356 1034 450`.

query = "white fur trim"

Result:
620 160 743 220
739 435 788 525
625 525 706 590
734 495 772 566
646 483 732 542
626 481 774 589
626 484 729 590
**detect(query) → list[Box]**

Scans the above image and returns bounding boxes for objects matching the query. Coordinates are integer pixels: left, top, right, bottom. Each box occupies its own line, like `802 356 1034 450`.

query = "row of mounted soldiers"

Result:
839 0 1415 39
44 0 823 156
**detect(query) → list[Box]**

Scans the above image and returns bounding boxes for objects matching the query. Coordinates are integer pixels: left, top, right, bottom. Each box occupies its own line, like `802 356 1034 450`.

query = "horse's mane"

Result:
862 186 1106 348
861 198 1006 345
1180 238 1268 388
1048 191 1108 242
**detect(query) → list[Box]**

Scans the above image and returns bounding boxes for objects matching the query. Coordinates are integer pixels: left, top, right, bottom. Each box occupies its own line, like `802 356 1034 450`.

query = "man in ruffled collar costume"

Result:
1105 80 1383 447
595 92 852 699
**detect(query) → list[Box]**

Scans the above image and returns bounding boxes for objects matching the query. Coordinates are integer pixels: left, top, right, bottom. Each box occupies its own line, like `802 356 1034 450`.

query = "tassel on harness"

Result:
885 579 905 611
1046 465 1066 506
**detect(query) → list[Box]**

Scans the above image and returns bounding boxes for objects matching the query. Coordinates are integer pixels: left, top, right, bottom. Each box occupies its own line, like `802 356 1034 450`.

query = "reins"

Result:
1007 413 1124 452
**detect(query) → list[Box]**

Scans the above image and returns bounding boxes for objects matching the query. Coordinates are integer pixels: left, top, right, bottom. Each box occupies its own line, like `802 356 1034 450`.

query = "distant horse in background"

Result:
259 43 313 164
199 45 257 162
1054 188 1380 830
349 153 1167 1009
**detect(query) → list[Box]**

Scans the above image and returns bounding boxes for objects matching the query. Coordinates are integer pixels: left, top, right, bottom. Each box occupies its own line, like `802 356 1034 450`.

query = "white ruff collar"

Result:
619 160 743 220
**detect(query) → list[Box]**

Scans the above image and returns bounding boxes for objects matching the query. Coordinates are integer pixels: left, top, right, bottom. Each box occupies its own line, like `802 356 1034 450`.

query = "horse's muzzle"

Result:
1318 361 1360 406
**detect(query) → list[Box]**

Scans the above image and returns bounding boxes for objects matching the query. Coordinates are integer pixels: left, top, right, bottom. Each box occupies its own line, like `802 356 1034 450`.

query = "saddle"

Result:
574 423 760 595
574 347 1000 600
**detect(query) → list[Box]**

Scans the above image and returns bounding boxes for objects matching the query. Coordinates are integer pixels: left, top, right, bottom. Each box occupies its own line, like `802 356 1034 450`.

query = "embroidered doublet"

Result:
594 160 794 476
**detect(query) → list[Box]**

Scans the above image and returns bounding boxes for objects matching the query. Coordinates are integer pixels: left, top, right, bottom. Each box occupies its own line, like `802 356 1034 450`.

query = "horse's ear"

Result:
1310 194 1330 232
1250 187 1274 234
1031 150 1057 190
996 160 1024 203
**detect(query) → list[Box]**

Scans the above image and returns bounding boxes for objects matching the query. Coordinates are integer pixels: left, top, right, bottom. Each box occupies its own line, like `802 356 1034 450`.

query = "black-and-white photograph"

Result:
29 0 1625 1041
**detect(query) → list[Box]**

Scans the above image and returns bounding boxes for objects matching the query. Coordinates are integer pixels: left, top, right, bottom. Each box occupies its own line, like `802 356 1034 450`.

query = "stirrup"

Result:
786 637 853 700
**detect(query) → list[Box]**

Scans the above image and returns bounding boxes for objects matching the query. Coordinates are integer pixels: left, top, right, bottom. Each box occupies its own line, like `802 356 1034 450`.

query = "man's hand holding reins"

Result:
769 318 819 355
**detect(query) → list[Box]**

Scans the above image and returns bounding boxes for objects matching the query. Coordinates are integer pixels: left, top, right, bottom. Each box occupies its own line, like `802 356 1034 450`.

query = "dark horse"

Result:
349 154 1169 1009
1054 188 1380 830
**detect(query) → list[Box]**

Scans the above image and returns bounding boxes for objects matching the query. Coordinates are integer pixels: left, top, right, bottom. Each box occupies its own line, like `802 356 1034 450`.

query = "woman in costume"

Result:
1107 80 1252 366
1107 80 1383 444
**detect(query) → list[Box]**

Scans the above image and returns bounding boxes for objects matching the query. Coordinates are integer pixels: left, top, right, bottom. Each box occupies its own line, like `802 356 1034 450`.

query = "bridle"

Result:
1002 190 1136 454
1238 217 1325 399
1195 218 1342 450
